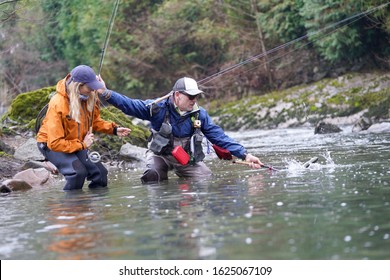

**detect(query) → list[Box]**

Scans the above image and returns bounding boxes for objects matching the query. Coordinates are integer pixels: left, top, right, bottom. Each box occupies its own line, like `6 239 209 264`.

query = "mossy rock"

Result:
366 88 390 119
5 86 55 127
98 105 150 149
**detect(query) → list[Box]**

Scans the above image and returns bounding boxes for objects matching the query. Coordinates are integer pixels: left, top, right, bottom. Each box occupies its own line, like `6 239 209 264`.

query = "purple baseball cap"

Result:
70 65 104 90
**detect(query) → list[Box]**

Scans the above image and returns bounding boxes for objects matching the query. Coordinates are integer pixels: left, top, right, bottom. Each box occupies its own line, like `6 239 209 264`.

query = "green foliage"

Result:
97 0 235 98
41 0 113 68
257 0 306 43
300 0 390 63
2 0 390 102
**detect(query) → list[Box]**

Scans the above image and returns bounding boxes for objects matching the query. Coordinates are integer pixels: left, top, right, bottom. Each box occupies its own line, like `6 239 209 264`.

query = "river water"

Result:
1 126 389 260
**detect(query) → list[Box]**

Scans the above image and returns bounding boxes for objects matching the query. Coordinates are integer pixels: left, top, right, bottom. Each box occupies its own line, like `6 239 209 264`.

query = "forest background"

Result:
1 0 389 109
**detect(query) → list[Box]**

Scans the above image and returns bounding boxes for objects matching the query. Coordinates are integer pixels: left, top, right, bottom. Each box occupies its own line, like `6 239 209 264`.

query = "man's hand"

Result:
245 153 264 169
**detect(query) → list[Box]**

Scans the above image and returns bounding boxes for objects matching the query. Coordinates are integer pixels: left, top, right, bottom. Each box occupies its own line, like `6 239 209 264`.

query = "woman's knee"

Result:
62 160 88 190
72 159 88 178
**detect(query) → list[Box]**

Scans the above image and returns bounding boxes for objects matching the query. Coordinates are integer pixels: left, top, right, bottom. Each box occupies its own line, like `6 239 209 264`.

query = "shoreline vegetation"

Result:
1 70 389 184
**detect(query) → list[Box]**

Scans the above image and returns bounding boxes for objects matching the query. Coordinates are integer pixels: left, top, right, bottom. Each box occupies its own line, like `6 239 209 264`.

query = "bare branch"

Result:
0 0 18 6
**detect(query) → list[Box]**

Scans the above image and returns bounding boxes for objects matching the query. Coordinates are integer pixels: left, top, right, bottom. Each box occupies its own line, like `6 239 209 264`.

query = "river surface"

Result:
1 126 389 260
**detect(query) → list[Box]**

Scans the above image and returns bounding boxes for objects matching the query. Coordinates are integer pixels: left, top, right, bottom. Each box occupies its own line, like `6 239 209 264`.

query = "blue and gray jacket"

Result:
105 91 247 159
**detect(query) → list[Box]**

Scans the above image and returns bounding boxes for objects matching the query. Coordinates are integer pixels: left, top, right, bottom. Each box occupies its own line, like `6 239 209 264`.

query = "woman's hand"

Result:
83 132 94 148
116 127 131 137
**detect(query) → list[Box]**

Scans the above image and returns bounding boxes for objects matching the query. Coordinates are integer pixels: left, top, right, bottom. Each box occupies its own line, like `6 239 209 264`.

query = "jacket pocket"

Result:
64 116 79 139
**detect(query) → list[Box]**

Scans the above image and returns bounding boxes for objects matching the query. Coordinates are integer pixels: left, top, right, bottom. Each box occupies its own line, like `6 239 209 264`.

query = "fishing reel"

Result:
88 151 101 163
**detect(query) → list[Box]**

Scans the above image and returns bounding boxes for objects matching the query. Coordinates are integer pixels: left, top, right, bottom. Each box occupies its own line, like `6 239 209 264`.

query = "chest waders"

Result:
141 108 209 184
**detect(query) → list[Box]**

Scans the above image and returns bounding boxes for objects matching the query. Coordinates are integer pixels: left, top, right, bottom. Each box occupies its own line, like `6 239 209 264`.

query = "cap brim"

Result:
86 79 104 90
183 89 203 96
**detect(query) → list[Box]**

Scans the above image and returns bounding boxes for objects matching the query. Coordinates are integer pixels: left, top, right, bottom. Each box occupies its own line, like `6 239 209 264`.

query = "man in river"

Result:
98 77 263 183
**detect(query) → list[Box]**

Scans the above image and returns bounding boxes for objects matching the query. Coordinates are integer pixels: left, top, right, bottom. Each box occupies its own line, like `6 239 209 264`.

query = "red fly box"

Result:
172 146 190 165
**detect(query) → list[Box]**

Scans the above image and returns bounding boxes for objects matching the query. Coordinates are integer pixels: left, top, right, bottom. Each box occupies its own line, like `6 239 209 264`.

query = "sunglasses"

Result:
180 92 199 100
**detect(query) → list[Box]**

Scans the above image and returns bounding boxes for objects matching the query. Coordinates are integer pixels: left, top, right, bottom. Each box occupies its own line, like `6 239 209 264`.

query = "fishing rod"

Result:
197 2 390 86
232 160 279 171
212 143 278 171
232 157 319 171
93 0 120 114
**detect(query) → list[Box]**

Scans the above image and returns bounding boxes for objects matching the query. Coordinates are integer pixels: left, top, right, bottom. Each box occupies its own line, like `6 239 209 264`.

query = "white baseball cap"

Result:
172 77 203 96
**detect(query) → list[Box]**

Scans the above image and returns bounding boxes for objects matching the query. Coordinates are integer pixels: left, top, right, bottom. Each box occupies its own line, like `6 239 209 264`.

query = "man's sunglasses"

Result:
180 92 199 100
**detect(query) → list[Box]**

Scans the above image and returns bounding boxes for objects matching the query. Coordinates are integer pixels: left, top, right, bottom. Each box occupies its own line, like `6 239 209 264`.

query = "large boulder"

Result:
0 167 57 193
119 142 147 162
0 138 14 154
14 138 44 161
0 155 24 180
367 122 390 133
13 168 55 187
21 160 58 174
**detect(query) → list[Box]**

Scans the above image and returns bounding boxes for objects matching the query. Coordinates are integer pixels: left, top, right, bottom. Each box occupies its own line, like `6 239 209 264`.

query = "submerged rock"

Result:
314 122 342 134
0 179 32 193
352 116 372 132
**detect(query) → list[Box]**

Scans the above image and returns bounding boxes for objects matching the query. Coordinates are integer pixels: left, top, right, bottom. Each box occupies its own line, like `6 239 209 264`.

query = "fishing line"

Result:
222 10 368 87
95 0 121 122
198 2 390 86
89 0 122 163
98 0 120 76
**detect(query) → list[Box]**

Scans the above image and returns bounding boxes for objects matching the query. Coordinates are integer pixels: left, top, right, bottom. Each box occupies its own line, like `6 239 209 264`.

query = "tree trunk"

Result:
250 0 274 88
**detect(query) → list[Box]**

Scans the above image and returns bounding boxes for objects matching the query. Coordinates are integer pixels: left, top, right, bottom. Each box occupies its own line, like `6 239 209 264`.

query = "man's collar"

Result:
170 98 200 116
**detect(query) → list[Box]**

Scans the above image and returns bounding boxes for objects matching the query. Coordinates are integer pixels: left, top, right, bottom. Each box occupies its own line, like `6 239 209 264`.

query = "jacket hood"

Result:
56 75 70 98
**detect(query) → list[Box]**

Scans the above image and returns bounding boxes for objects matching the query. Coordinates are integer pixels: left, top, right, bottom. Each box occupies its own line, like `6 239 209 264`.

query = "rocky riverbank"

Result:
208 71 390 131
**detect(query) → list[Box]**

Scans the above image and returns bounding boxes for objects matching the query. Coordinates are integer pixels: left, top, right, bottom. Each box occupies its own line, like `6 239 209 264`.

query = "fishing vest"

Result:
149 108 205 164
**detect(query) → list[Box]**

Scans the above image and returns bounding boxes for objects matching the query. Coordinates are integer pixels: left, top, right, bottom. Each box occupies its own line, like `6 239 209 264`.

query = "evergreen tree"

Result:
300 0 390 63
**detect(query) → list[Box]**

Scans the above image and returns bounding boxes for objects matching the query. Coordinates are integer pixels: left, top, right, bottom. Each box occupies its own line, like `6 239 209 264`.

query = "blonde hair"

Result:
67 81 97 124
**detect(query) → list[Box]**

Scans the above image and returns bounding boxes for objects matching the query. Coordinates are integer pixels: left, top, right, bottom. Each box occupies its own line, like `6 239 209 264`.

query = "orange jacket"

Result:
37 75 116 153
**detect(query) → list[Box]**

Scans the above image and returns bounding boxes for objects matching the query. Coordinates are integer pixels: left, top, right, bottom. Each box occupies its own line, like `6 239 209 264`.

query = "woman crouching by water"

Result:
36 65 131 191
